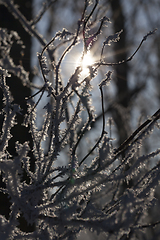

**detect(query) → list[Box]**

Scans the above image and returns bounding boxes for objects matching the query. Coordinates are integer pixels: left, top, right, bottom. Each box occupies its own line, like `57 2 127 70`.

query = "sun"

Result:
76 51 94 77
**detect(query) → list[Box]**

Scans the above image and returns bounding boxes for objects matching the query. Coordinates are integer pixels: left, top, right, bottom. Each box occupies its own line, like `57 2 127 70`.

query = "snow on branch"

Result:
0 0 159 239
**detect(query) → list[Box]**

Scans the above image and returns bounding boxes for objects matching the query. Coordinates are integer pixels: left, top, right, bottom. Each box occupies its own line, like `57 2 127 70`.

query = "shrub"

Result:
0 1 160 239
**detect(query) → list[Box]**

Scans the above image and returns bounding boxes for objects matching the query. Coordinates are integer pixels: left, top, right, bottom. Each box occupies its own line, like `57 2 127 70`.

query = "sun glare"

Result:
76 51 94 77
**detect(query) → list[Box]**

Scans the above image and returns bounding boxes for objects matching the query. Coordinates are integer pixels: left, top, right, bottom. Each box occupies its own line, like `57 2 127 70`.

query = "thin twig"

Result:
114 108 160 155
55 21 81 95
30 0 57 26
79 85 106 166
83 0 99 53
99 29 157 67
134 220 160 230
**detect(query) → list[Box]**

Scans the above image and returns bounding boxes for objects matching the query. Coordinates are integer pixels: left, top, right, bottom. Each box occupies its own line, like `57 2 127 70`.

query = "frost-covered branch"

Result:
0 0 159 239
